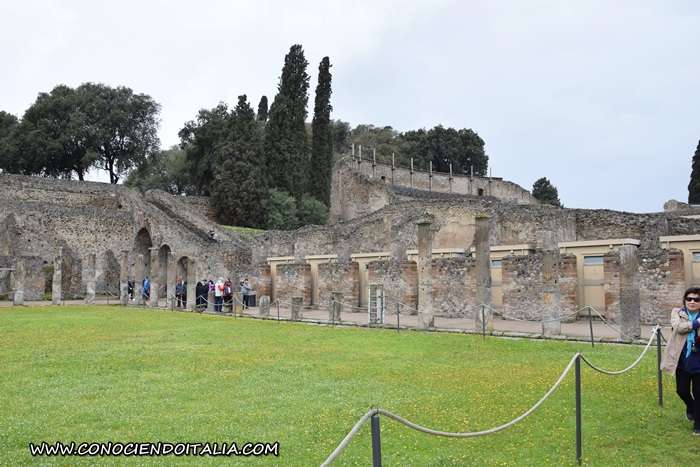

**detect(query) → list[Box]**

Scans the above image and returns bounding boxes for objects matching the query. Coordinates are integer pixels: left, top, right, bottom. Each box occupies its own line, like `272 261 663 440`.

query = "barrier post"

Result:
575 355 582 465
371 413 382 467
656 328 663 407
396 303 400 332
277 300 280 322
587 307 595 348
481 305 486 340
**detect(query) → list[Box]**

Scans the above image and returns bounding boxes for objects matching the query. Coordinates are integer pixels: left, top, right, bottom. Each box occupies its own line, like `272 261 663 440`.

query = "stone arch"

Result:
134 227 153 279
176 256 190 282
158 244 171 299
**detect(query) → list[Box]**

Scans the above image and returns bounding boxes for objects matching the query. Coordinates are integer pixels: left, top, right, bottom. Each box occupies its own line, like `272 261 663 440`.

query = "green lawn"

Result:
0 306 691 466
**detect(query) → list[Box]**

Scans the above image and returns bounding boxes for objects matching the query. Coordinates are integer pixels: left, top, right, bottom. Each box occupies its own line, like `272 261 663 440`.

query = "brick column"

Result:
166 251 177 307
619 245 641 341
84 253 96 305
259 295 270 317
539 231 561 337
12 258 24 306
474 215 492 331
416 216 434 329
52 247 63 305
149 247 160 307
186 258 197 312
329 291 343 322
119 250 129 305
134 254 145 306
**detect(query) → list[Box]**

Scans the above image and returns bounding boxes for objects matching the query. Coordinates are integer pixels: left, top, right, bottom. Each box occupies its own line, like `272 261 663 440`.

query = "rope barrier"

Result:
579 326 660 375
321 353 580 466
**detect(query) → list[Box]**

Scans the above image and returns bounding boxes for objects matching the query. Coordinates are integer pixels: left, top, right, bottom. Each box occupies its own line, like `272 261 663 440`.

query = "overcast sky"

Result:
2 0 699 213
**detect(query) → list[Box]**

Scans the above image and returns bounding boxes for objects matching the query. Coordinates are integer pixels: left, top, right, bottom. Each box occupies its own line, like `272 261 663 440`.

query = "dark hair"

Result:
683 287 700 304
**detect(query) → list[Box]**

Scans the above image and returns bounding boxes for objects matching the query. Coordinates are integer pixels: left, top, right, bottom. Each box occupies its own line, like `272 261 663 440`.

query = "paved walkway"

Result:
1 298 669 344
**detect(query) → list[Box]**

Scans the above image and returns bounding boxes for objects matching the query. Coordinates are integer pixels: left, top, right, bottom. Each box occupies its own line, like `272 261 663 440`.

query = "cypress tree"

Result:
257 96 268 122
264 44 310 200
210 95 268 228
309 56 333 206
689 140 700 204
532 177 562 207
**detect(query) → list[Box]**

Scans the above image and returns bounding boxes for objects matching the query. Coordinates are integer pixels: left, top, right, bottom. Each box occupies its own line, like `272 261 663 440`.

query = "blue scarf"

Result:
685 308 699 359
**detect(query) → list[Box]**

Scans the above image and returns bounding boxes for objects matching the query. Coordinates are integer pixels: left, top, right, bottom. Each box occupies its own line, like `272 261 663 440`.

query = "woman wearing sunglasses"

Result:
662 287 700 435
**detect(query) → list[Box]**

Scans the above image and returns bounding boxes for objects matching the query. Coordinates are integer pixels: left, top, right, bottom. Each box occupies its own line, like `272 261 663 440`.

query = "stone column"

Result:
84 253 96 305
52 247 63 305
207 286 214 312
134 254 145 306
259 295 270 317
474 215 492 331
329 291 343 322
539 231 561 337
166 252 177 308
619 245 641 341
148 247 160 307
186 258 197 312
416 216 435 329
291 296 303 320
12 258 25 306
119 250 129 305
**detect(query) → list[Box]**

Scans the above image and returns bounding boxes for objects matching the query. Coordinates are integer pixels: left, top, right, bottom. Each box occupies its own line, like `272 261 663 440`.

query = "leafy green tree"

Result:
179 103 232 195
265 189 298 229
689 140 700 204
309 56 333 205
264 44 310 200
124 146 192 194
17 85 96 180
257 96 268 122
350 124 401 162
297 195 328 225
78 83 160 184
532 177 562 207
330 119 351 155
0 111 21 173
210 95 268 228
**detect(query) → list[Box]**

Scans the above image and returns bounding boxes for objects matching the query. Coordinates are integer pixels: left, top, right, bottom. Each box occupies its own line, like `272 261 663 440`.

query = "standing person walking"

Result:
214 277 225 312
662 287 700 435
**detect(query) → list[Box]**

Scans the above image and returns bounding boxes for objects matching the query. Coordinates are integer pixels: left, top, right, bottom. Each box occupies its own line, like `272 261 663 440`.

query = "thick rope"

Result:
579 326 659 375
321 353 580 466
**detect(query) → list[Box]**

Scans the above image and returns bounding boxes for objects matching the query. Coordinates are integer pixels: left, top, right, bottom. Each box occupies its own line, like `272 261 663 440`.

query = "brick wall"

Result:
501 252 578 322
639 248 685 324
367 260 418 312
275 263 312 306
317 262 360 307
431 257 474 317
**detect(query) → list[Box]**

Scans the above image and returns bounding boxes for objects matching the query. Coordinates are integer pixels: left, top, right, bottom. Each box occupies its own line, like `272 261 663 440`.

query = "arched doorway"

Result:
134 228 153 277
158 244 171 299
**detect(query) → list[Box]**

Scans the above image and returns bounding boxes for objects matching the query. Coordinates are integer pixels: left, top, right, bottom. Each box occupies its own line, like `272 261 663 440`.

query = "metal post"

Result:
656 328 663 407
481 305 486 340
396 303 400 332
587 307 595 348
371 413 382 467
575 355 582 465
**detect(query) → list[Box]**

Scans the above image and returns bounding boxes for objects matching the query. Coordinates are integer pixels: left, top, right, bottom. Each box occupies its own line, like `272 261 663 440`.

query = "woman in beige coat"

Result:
661 287 700 435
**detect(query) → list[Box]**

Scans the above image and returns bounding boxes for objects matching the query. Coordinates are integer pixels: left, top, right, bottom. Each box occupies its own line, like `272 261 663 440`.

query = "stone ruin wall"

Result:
0 173 251 301
331 158 537 223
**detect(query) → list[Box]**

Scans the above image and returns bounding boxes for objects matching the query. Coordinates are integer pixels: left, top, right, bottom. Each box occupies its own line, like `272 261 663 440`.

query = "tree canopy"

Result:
0 83 159 182
688 140 700 204
532 177 563 207
309 56 333 206
264 44 310 200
